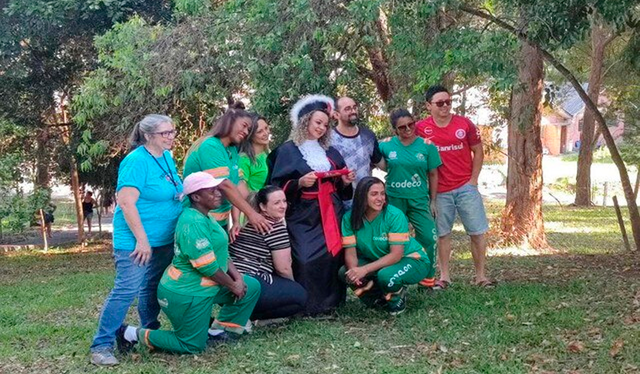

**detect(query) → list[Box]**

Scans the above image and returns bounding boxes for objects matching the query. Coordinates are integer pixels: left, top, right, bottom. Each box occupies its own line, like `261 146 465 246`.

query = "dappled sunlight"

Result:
543 220 614 234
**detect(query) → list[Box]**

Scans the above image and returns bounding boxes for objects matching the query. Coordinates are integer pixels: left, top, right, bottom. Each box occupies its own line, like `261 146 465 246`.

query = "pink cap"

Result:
183 172 225 195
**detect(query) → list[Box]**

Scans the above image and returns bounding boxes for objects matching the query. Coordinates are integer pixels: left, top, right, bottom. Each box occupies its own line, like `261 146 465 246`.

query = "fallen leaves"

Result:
610 339 624 358
567 341 585 353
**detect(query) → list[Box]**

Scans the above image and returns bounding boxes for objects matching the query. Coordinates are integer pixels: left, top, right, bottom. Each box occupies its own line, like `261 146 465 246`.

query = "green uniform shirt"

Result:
183 137 242 224
160 207 229 297
379 137 441 199
239 152 268 192
341 205 428 261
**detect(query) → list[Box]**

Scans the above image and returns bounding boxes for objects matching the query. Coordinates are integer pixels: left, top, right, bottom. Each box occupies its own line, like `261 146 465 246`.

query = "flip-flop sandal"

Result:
473 279 496 288
354 280 374 297
432 280 451 290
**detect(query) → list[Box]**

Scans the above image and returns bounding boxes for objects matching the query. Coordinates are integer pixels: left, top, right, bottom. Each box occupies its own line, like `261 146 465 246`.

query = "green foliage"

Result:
1 205 636 372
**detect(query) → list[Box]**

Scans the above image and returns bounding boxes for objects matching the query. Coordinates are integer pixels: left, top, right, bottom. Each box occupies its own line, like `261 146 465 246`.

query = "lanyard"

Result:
144 147 179 192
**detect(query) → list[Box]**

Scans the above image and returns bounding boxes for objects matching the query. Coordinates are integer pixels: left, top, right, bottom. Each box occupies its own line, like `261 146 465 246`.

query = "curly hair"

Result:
288 112 332 150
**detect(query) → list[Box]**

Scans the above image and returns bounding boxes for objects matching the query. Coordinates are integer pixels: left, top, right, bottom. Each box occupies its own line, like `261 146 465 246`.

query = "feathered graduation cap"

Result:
290 94 335 127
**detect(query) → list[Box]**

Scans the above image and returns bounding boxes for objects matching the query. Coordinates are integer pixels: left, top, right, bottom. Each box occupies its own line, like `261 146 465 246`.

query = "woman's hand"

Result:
248 212 272 234
130 240 152 266
346 266 369 285
341 171 356 185
298 172 318 188
230 278 247 300
228 222 242 243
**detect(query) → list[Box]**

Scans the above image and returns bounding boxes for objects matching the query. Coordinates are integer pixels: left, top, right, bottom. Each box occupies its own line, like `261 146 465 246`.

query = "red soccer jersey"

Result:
415 114 482 193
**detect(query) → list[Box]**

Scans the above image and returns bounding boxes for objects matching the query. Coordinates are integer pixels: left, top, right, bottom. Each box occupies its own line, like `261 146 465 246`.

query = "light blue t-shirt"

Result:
112 147 184 250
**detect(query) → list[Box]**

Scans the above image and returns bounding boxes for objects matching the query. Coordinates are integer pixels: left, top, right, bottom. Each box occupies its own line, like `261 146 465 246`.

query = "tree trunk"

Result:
70 155 85 244
575 21 611 206
460 5 640 251
500 41 547 249
363 6 394 105
34 126 51 188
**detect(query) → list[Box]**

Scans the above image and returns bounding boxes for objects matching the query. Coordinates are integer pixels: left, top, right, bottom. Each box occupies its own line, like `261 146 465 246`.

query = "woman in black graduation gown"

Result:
267 94 355 315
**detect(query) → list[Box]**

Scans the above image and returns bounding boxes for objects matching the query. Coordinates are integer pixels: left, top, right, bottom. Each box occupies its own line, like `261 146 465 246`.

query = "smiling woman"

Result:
339 177 432 315
267 94 356 315
229 185 308 321
182 106 271 235
90 114 184 367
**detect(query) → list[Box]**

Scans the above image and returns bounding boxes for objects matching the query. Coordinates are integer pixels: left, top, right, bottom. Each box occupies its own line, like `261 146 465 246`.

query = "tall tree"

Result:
501 36 546 248
575 16 617 206
459 0 640 250
0 0 170 241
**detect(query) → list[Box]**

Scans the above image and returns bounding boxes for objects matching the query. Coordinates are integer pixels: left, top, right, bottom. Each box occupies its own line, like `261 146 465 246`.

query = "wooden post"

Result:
613 196 632 251
39 208 48 252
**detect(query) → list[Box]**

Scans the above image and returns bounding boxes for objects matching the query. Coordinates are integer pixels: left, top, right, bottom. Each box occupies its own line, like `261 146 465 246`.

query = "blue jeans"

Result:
90 243 174 352
436 183 489 237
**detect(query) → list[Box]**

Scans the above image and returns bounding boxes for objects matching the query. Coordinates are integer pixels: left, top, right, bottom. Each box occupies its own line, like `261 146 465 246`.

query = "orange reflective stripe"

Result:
215 321 242 329
200 277 218 287
167 265 182 280
205 166 230 178
209 210 230 222
420 278 435 287
190 252 216 268
388 233 409 242
341 235 356 247
144 329 153 349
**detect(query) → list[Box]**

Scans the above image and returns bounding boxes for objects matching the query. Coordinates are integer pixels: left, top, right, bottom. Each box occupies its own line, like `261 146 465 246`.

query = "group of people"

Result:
89 85 492 366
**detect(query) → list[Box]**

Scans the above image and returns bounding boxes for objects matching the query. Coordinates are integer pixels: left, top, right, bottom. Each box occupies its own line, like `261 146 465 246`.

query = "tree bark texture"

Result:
364 6 394 105
34 126 51 188
500 41 547 249
575 21 611 206
460 5 640 251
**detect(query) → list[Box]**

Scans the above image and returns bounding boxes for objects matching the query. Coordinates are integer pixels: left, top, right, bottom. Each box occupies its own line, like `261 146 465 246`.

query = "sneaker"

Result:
207 331 240 347
90 350 119 366
386 288 407 316
115 324 137 354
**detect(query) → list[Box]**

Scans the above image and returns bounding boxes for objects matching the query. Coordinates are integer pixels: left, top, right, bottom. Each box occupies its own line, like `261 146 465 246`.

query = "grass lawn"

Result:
1 205 639 373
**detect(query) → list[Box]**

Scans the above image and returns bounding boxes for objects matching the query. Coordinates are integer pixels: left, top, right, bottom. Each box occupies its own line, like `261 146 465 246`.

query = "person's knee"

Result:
292 282 309 307
337 265 348 283
243 275 261 300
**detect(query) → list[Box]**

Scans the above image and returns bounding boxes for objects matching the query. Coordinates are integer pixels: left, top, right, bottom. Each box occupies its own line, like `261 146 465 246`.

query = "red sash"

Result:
301 167 350 257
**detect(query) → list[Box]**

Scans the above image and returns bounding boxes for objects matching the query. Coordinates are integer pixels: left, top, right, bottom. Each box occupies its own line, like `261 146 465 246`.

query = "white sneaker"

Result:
90 351 119 366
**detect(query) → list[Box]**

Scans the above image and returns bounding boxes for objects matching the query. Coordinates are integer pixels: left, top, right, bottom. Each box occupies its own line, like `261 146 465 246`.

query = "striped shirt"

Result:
229 217 290 284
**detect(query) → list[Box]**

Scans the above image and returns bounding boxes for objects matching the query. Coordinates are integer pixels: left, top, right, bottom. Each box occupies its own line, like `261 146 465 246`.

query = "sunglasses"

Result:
154 130 177 138
396 122 415 132
431 100 452 107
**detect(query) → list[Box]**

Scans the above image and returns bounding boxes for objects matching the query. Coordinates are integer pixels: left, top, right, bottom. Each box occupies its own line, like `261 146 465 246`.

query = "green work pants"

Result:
139 275 260 354
387 195 438 281
339 257 429 305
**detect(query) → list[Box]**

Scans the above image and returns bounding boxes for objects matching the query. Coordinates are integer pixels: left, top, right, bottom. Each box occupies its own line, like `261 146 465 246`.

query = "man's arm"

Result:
469 143 484 186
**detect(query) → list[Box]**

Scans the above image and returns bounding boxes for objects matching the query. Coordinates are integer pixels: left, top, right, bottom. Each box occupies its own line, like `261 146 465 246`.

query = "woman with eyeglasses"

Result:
91 114 184 367
378 109 441 289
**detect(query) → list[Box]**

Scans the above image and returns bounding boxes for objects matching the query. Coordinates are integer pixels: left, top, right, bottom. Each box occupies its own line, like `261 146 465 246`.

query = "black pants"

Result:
250 274 308 320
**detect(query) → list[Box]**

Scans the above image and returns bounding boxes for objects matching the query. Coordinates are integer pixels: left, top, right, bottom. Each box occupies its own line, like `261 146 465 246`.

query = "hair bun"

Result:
230 101 246 110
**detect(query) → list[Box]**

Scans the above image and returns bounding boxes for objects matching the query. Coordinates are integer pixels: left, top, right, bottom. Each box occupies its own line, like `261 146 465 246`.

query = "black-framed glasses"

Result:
431 100 452 107
154 130 177 138
396 122 415 132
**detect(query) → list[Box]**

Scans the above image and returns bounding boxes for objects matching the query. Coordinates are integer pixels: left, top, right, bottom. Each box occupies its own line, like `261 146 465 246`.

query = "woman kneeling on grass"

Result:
339 177 432 315
229 185 308 323
115 172 260 355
